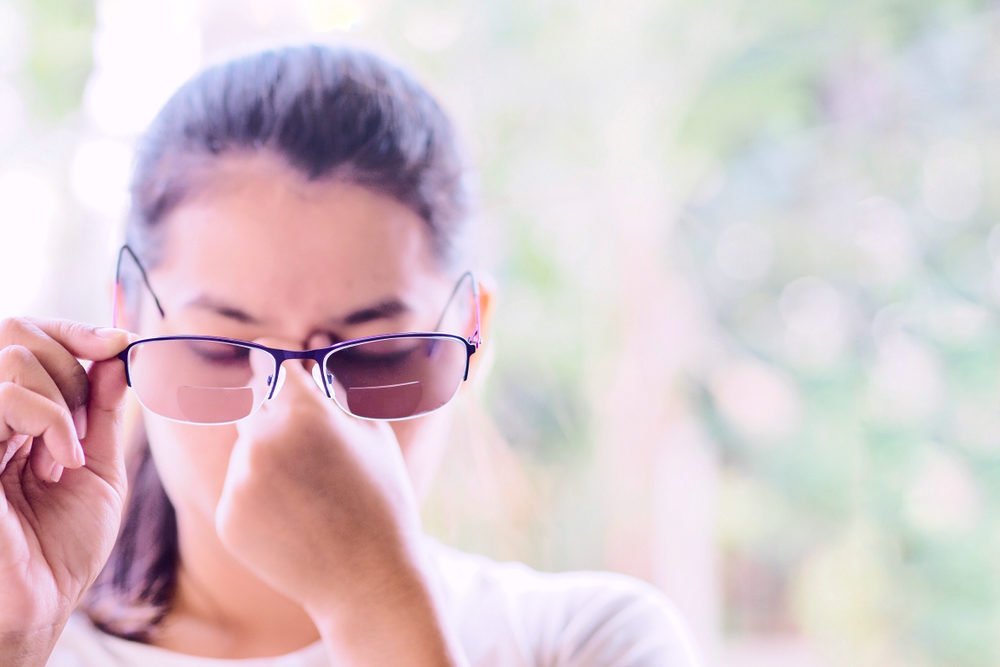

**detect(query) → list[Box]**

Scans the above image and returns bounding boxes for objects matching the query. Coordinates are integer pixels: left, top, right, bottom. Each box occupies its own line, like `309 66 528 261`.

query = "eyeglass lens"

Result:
127 339 272 424
323 336 468 420
126 336 468 424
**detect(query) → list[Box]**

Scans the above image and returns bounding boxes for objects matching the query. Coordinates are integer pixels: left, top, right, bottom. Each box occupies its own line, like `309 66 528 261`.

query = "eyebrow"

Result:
183 295 412 328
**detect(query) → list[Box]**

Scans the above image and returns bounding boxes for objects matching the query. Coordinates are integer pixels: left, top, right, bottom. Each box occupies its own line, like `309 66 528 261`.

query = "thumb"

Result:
80 357 129 489
233 343 325 441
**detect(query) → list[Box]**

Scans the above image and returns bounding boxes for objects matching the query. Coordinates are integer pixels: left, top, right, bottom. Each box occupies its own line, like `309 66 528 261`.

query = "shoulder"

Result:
426 540 702 666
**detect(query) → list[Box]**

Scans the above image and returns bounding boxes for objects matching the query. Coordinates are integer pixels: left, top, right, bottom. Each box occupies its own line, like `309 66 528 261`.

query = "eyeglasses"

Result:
112 245 481 424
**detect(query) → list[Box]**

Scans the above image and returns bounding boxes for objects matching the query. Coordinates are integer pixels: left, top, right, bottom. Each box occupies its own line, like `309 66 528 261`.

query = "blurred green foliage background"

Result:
2 0 998 664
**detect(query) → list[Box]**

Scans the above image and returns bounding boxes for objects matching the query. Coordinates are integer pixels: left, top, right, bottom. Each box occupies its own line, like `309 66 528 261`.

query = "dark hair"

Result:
81 43 474 640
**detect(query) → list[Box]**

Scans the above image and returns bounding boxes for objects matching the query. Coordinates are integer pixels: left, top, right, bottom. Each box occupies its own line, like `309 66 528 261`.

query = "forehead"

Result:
150 152 446 316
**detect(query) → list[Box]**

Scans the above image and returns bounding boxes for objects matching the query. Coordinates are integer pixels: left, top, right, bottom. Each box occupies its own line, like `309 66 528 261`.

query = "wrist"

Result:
0 622 66 667
305 553 465 666
301 530 427 618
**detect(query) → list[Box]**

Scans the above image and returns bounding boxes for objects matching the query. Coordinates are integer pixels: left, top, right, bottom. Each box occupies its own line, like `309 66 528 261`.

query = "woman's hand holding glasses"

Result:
0 317 133 663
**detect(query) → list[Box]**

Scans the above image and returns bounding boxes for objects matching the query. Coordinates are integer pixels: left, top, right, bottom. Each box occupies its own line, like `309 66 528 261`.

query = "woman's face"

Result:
129 151 464 532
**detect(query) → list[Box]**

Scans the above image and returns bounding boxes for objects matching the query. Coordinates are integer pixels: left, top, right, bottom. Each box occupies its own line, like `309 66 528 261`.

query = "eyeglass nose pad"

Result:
310 362 329 395
267 365 287 398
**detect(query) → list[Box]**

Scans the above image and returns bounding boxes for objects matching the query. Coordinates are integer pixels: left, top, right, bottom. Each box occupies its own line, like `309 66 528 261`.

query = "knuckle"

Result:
59 319 96 339
0 317 27 343
245 435 278 469
0 381 30 410
0 344 35 370
0 380 17 401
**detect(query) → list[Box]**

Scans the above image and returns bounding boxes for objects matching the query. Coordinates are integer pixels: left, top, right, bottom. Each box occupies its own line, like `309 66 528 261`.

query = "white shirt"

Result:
49 540 700 666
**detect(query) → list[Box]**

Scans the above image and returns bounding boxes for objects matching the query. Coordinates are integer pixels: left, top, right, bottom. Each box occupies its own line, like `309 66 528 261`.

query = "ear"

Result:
111 280 134 330
109 280 144 446
467 273 496 382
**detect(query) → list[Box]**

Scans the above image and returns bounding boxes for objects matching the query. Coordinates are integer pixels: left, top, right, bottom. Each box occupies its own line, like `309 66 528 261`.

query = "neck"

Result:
151 511 320 659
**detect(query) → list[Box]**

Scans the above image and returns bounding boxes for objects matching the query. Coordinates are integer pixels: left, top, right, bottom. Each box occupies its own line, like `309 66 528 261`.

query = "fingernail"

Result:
74 438 86 467
49 463 64 483
73 406 88 440
95 327 127 340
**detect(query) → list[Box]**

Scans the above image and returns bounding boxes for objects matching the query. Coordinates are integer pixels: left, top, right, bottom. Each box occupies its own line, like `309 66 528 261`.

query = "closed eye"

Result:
185 340 252 365
331 344 419 366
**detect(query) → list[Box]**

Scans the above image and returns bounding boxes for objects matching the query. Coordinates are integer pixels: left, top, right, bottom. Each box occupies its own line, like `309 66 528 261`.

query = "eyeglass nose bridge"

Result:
262 348 335 401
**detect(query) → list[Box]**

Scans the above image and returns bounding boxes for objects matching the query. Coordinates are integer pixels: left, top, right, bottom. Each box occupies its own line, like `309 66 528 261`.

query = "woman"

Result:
0 44 698 665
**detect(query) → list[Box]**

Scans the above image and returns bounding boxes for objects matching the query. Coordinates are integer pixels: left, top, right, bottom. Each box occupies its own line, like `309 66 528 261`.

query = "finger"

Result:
77 358 129 488
5 318 135 362
245 338 326 417
271 357 316 397
0 382 83 469
0 318 134 427
30 442 62 483
1 434 29 470
251 357 335 421
234 353 350 456
0 344 78 435
246 345 281 402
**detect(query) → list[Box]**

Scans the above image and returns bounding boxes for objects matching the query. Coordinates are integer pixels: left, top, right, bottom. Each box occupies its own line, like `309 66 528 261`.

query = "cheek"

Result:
145 417 238 521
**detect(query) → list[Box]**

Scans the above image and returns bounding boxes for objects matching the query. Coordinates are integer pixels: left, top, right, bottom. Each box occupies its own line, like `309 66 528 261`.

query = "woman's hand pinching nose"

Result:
213 345 424 621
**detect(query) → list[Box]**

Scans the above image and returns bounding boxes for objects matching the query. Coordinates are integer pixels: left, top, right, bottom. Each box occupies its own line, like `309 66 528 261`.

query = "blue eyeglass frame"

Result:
112 244 482 419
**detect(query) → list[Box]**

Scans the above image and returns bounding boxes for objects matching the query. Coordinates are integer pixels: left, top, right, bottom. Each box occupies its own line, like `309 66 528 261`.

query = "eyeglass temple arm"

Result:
114 247 479 345
113 244 166 327
433 271 481 346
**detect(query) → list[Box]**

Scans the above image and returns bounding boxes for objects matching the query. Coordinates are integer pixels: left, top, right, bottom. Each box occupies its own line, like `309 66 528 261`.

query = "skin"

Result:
0 151 487 664
0 319 131 667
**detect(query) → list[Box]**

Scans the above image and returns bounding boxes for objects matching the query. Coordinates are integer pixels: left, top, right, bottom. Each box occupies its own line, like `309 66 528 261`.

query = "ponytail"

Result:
80 433 179 641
